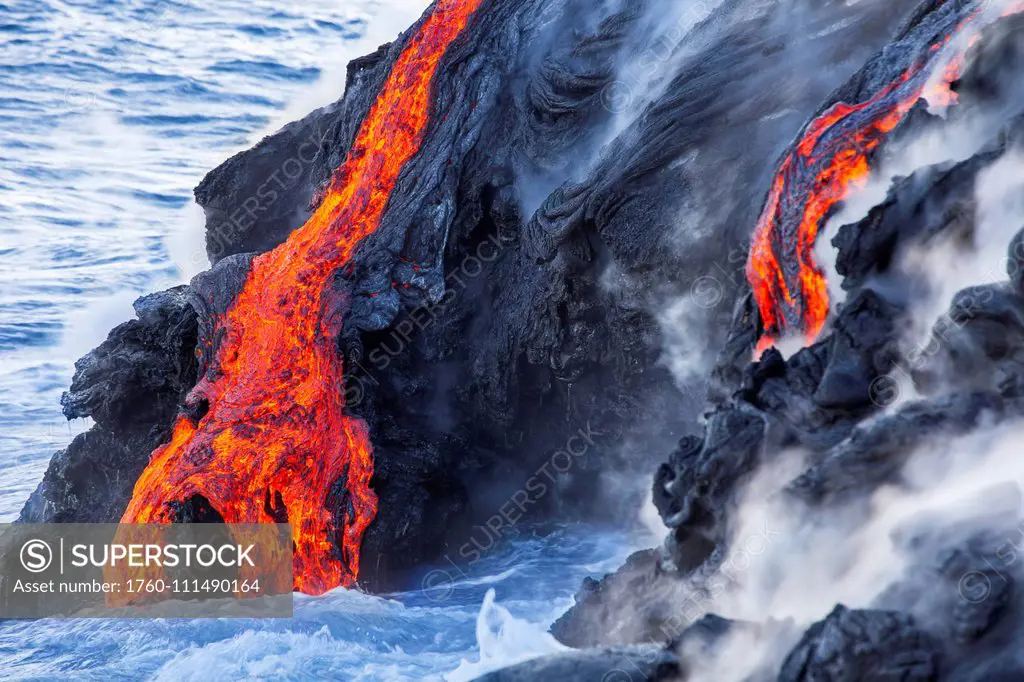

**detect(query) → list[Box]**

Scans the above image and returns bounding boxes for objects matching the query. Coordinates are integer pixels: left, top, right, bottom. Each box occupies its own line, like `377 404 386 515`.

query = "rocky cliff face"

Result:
19 0 916 593
23 0 1024 676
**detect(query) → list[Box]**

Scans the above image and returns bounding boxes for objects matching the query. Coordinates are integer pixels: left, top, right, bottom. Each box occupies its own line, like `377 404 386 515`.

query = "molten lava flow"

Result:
746 70 921 353
746 2 1024 354
121 0 483 595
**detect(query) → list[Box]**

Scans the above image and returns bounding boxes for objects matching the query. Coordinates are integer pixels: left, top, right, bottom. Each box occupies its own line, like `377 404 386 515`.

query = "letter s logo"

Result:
20 539 53 573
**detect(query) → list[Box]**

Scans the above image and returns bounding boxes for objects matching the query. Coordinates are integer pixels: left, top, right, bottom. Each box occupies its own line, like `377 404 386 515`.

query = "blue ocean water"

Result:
0 526 643 680
0 1 650 678
0 0 433 520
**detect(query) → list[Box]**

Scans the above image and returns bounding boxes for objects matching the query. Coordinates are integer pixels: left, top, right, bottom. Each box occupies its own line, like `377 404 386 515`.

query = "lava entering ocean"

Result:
121 0 483 595
746 1 1024 354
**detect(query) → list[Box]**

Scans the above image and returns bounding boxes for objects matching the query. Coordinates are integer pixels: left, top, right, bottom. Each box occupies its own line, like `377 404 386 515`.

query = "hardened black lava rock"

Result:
955 12 1024 110
786 391 1020 507
469 645 683 682
21 0 1024 678
884 530 1019 647
655 407 767 567
19 287 198 523
553 0 1024 670
777 606 940 682
19 0 921 594
913 283 1024 396
549 548 682 648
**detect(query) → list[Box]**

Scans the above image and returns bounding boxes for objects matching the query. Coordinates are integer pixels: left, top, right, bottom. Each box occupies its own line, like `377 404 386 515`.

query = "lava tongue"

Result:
746 1 1024 354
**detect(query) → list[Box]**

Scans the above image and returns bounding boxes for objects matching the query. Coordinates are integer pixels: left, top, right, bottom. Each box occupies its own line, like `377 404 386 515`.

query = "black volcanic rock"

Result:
955 12 1024 110
549 548 679 648
887 533 1018 646
786 391 1020 507
813 289 901 411
20 3 1024 680
913 283 1024 396
22 0 1024 677
469 645 683 682
59 287 198 430
20 0 923 594
20 288 198 523
726 287 903 454
777 606 940 682
655 406 767 570
553 0 1024 672
194 105 330 264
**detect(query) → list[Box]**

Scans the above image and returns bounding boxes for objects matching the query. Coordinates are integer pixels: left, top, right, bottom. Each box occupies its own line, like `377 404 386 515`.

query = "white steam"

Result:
658 294 720 388
686 416 1024 680
816 0 1024 312
901 149 1024 335
602 0 723 137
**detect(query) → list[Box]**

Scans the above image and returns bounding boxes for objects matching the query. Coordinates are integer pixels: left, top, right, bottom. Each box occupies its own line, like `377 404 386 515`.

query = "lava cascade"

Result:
746 2 1024 353
120 0 484 595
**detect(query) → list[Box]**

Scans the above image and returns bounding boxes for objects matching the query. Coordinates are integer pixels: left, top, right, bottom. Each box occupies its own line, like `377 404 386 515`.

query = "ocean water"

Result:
0 0 435 521
0 1 646 678
0 526 643 680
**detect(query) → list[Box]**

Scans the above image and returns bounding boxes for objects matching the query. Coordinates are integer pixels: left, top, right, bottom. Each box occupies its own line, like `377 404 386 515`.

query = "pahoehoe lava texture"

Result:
20 0 1024 676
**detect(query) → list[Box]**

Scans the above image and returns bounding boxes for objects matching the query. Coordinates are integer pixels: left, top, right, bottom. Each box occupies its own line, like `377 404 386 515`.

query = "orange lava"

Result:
121 0 483 595
746 2 1024 354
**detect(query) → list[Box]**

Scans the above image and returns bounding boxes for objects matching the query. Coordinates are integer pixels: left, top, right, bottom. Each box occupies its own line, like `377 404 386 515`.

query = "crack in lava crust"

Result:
746 1 1024 355
121 0 484 595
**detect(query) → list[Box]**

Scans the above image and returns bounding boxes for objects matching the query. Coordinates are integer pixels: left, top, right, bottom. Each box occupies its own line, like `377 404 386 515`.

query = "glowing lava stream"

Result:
121 0 484 595
746 2 1024 355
